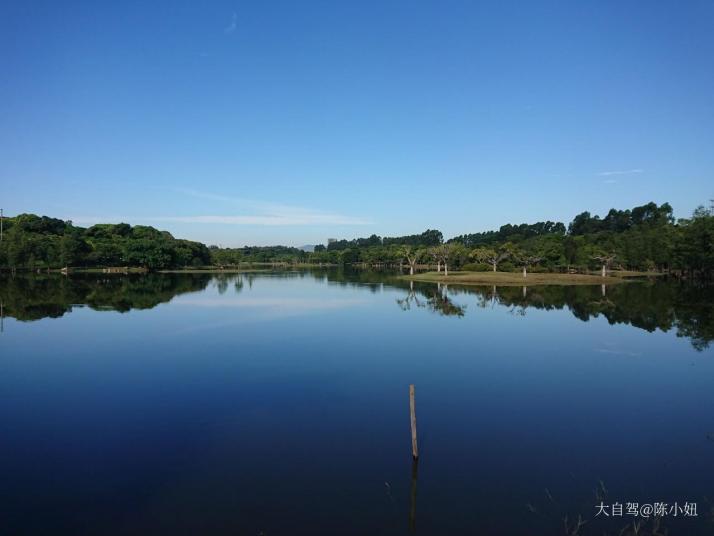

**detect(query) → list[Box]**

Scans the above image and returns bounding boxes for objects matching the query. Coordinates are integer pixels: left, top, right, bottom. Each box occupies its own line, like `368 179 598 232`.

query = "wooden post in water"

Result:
409 384 418 459
409 457 418 532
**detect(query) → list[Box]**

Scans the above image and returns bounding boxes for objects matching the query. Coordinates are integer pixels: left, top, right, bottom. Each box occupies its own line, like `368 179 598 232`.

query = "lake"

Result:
1 270 713 535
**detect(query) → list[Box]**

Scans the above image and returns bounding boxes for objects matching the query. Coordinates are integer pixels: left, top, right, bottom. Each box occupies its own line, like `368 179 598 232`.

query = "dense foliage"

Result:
450 221 566 247
325 229 444 250
209 245 308 266
0 214 211 269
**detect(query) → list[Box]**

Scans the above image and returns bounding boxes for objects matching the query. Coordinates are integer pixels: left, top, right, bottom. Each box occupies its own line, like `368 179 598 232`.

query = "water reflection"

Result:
388 276 714 350
0 272 211 321
446 281 714 351
409 458 418 533
1 270 712 350
1 269 713 535
396 281 466 317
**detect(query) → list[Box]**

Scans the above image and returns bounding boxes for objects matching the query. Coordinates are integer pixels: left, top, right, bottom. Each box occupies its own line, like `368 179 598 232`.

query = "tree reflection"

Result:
395 278 714 350
1 269 712 350
396 281 466 317
396 281 422 311
0 273 212 321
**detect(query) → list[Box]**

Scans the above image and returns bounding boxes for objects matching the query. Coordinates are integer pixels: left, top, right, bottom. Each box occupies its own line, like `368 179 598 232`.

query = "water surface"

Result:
1 270 713 535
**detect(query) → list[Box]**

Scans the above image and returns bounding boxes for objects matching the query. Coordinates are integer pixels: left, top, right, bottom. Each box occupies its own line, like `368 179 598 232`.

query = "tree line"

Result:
1 201 712 277
303 202 714 278
0 214 211 270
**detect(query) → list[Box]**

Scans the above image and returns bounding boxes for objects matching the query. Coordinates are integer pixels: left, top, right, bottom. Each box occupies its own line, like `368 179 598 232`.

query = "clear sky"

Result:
1 1 713 247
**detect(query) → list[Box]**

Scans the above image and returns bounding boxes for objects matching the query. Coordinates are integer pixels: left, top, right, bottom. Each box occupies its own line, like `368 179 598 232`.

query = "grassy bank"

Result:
402 270 661 286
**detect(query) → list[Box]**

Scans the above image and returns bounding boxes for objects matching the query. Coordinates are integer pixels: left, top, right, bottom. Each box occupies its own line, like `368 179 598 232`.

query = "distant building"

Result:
327 238 337 245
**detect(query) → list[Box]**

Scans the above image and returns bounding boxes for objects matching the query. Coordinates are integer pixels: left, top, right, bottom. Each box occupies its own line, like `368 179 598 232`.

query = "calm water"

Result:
1 270 713 535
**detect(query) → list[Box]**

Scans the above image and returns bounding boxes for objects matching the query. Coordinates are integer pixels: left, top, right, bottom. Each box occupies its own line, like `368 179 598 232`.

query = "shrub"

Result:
499 261 516 272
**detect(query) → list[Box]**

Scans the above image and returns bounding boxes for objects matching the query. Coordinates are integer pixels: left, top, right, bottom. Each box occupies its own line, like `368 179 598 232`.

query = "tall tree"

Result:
432 244 456 276
513 248 543 278
593 253 617 277
400 246 422 276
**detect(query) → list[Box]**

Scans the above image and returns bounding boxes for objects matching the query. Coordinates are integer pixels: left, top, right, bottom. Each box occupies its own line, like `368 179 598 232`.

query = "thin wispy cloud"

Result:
175 297 368 309
167 188 373 226
170 297 369 334
153 214 371 226
69 189 372 228
224 12 237 34
595 348 642 357
175 188 247 205
597 169 644 176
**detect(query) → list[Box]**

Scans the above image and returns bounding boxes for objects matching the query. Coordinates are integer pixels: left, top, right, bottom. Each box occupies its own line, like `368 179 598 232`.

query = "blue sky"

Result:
1 1 713 246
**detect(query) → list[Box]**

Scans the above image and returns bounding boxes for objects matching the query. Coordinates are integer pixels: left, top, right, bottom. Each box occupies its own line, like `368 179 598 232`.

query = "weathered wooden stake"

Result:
409 384 418 459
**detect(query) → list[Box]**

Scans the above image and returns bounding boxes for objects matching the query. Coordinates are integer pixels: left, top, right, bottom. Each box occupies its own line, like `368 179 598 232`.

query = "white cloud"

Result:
597 169 644 176
224 12 237 34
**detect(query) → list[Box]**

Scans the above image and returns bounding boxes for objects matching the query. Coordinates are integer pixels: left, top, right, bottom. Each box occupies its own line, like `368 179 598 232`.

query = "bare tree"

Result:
593 253 617 277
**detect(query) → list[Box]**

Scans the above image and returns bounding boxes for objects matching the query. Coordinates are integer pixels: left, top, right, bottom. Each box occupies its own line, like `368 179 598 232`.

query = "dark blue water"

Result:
1 271 713 535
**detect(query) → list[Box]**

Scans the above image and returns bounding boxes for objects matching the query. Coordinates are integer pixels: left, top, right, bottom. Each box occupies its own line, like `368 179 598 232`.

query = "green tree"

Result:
471 243 514 272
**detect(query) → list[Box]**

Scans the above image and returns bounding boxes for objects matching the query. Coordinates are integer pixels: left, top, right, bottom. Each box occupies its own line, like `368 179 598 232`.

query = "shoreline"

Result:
0 263 339 275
